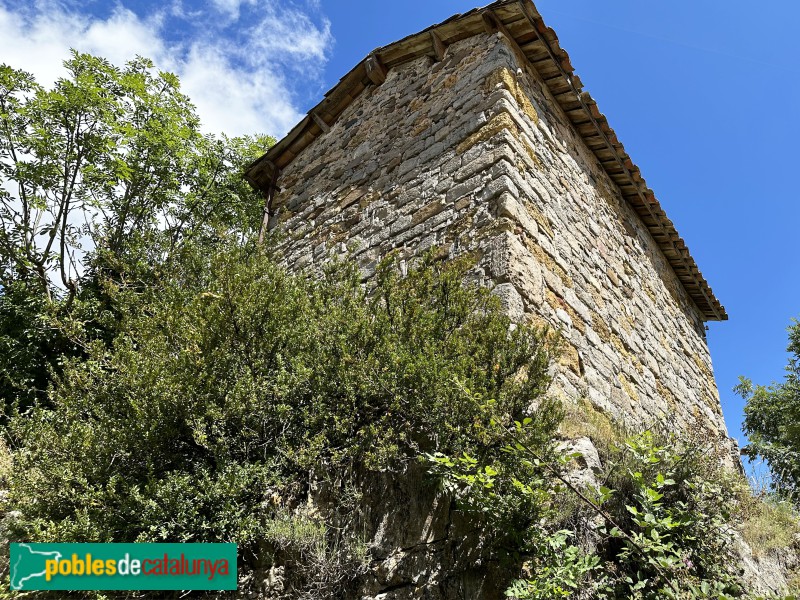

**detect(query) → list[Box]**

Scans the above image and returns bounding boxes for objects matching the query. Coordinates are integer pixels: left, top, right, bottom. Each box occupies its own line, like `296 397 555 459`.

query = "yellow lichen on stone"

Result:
623 261 635 277
591 312 633 362
523 202 553 239
558 342 582 375
358 190 379 210
462 67 543 166
546 289 585 334
692 354 714 381
590 289 607 311
591 311 611 342
484 67 539 126
618 374 639 402
660 334 676 360
621 313 635 335
611 333 629 360
644 283 657 303
408 97 425 112
656 379 678 411
525 313 552 332
524 237 573 288
517 135 543 170
412 117 432 137
456 112 517 155
442 73 458 89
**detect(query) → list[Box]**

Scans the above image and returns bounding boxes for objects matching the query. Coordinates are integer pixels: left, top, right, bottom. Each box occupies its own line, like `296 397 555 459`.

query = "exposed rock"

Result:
733 529 799 596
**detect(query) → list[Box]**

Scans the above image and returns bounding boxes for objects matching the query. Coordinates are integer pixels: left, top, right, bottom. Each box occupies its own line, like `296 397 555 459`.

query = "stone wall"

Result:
268 31 729 444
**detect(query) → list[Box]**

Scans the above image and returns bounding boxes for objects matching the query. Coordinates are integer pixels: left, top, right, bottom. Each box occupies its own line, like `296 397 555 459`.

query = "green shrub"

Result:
429 419 750 599
598 432 744 598
4 245 558 593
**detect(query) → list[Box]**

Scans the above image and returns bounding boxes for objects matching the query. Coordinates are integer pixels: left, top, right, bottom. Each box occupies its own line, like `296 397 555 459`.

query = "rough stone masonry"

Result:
246 4 732 454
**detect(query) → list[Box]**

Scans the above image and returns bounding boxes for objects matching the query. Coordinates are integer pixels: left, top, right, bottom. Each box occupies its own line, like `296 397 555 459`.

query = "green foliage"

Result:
429 421 750 599
0 53 272 413
0 53 270 293
738 321 800 501
5 248 556 592
0 281 71 413
505 530 604 599
261 507 371 598
599 432 744 599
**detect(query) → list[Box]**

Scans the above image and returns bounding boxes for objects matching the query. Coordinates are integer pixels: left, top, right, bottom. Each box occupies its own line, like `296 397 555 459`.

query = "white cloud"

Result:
0 0 333 138
209 0 256 21
179 43 301 137
245 5 332 64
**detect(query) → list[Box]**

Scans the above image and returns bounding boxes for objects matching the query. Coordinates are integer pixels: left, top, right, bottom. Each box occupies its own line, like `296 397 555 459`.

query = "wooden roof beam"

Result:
430 30 448 61
482 9 533 68
310 111 331 133
482 10 499 33
365 54 388 85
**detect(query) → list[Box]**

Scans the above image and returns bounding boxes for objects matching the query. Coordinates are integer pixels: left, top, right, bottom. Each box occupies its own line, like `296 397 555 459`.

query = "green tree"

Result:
738 320 800 500
0 53 273 412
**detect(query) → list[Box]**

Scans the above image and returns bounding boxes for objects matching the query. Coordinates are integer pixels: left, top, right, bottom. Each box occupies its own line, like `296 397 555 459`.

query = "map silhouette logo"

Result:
10 543 62 590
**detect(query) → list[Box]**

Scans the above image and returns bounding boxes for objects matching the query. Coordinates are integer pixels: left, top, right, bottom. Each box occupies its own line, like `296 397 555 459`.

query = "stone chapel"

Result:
245 0 731 449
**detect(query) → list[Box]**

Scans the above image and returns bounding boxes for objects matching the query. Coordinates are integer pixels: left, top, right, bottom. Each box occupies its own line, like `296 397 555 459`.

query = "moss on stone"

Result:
559 397 623 454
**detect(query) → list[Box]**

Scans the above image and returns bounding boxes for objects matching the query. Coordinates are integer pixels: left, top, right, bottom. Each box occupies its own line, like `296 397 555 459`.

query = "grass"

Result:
740 496 800 558
558 396 625 460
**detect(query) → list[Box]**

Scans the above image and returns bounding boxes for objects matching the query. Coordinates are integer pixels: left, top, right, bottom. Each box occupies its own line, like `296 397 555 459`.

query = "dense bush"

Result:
3 246 560 593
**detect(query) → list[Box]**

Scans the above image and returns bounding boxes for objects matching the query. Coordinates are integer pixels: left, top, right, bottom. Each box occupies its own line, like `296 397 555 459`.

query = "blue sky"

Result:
2 0 798 468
